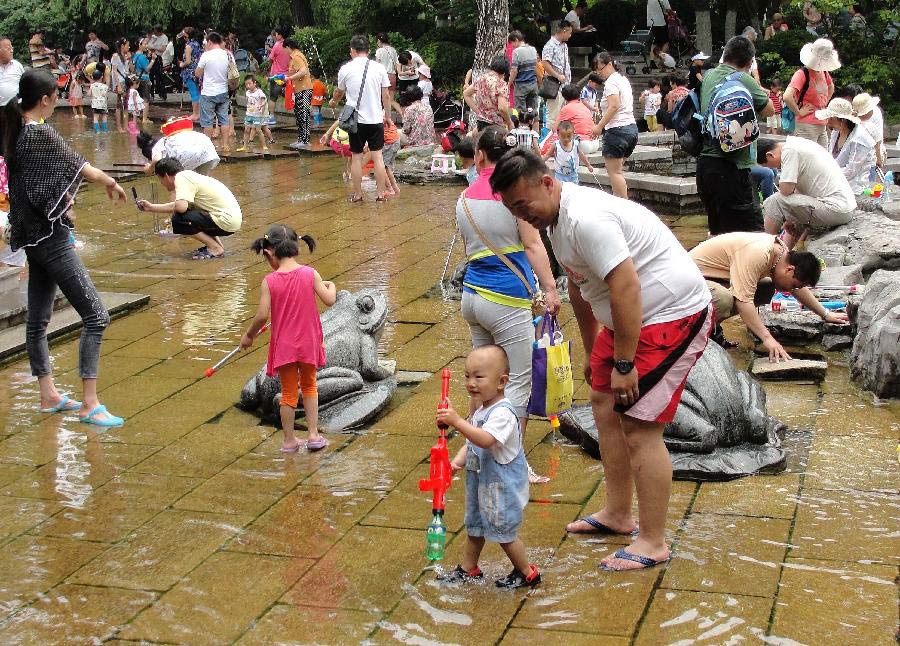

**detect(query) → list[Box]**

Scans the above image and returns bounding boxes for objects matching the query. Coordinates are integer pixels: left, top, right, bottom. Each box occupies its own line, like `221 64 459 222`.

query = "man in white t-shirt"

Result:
331 35 392 203
195 32 234 151
565 1 597 48
490 149 713 573
0 38 24 107
758 137 855 248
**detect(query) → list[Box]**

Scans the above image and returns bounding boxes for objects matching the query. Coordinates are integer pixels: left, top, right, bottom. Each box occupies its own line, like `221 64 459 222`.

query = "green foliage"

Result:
418 41 473 87
756 28 816 67
0 0 80 60
584 0 638 50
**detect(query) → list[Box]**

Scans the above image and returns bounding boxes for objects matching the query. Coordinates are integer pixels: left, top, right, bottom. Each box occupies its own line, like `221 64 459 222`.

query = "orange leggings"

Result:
277 362 318 408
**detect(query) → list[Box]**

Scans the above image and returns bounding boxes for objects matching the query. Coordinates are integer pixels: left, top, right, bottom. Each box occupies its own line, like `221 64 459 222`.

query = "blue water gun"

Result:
269 74 286 85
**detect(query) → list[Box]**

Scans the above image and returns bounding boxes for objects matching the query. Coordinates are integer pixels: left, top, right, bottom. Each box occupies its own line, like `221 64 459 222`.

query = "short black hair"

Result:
350 34 369 53
274 26 289 37
91 69 102 80
557 119 574 132
648 78 660 88
839 83 863 99
154 157 184 176
283 38 300 50
476 125 515 163
377 32 389 44
670 70 688 86
556 20 573 33
454 136 475 160
398 50 412 64
722 35 755 69
206 31 223 45
769 76 783 88
756 138 780 165
508 30 524 43
398 85 423 106
588 72 603 84
561 83 580 101
251 224 315 259
488 55 509 78
490 148 549 194
787 250 822 286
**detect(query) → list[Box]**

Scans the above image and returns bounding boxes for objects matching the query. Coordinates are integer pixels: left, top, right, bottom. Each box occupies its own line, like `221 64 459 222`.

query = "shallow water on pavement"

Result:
0 110 895 645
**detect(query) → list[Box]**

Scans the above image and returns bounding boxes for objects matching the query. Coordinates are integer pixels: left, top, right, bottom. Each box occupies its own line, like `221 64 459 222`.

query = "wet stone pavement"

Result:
0 115 897 645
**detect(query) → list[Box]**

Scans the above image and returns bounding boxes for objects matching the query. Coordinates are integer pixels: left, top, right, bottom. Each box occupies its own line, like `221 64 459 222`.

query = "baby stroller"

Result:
233 48 251 73
431 89 463 129
620 28 654 75
666 12 696 65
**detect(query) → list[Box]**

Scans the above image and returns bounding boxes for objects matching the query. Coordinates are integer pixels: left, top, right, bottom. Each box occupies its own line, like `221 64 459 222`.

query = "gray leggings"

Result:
461 291 533 418
24 227 109 379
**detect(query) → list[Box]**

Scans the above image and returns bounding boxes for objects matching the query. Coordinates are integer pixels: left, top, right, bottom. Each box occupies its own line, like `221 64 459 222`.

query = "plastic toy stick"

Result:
204 323 269 378
419 368 453 514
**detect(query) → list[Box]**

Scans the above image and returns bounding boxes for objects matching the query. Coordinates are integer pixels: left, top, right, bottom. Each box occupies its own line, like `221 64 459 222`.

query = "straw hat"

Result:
800 38 841 72
852 93 880 117
416 64 431 79
814 98 859 124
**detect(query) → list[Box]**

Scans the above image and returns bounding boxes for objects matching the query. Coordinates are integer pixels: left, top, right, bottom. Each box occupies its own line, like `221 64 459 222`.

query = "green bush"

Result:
418 41 473 89
756 28 817 67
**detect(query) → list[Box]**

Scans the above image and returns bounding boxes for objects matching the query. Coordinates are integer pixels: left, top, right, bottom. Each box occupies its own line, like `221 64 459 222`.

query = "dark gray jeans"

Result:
24 227 109 379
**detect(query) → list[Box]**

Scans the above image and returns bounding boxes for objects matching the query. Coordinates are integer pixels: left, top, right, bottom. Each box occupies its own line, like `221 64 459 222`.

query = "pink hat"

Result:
417 64 431 79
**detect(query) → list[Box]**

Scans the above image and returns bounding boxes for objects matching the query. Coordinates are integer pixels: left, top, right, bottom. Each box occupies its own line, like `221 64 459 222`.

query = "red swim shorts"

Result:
590 304 713 423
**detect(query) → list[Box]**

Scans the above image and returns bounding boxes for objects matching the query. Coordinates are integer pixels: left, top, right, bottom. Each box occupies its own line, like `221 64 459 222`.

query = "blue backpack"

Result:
704 71 760 153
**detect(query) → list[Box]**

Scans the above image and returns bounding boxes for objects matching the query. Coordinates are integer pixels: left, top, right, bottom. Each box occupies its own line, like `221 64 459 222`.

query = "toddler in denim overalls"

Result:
435 345 541 589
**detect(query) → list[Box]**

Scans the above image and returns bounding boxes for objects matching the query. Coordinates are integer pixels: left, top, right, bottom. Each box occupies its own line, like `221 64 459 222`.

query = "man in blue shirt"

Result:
509 32 539 115
131 44 152 122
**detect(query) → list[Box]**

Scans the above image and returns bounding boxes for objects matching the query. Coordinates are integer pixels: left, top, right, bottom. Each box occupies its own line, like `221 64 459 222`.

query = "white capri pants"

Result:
461 291 533 418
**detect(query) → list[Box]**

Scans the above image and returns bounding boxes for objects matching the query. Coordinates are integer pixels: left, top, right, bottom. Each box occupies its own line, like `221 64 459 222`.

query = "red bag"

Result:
284 78 295 110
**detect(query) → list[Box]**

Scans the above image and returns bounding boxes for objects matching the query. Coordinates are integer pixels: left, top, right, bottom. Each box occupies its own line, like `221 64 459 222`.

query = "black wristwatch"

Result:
613 359 635 375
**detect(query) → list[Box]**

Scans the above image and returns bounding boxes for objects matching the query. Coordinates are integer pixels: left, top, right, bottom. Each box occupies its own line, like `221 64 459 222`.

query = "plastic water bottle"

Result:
425 512 446 561
884 172 894 204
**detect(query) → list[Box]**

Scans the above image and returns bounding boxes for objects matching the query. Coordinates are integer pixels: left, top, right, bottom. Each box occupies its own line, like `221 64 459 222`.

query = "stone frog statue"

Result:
560 342 787 480
239 288 396 430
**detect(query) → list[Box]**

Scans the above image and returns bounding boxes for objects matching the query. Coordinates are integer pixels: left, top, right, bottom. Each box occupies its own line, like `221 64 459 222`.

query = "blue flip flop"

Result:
599 548 670 572
39 395 82 414
569 516 639 536
79 405 124 428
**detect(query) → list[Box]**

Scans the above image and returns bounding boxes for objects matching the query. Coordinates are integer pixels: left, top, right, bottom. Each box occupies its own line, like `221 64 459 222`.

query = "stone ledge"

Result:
0 292 149 365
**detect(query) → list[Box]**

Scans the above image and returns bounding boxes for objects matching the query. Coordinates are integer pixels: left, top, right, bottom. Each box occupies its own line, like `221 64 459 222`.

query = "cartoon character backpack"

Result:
704 71 760 153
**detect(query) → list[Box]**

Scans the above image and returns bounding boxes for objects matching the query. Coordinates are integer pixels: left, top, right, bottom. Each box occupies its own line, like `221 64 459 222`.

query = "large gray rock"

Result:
239 289 397 430
761 309 824 341
817 263 864 288
822 334 854 351
807 211 900 274
850 270 900 398
559 342 786 481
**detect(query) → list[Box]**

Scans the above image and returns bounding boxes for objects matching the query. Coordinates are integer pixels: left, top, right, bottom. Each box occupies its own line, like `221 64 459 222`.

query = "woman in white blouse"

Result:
816 98 875 195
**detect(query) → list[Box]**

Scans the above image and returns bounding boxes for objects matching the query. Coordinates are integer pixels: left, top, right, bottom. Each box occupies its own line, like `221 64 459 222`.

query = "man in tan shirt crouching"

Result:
690 232 848 361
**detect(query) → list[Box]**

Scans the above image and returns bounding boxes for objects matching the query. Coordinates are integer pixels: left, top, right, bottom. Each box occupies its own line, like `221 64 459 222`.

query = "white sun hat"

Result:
416 64 431 79
815 97 859 123
852 92 880 117
800 38 841 72
691 52 710 62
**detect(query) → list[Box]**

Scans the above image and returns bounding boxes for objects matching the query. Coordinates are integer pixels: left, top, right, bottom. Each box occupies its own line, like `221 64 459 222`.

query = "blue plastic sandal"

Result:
79 405 124 428
39 395 82 414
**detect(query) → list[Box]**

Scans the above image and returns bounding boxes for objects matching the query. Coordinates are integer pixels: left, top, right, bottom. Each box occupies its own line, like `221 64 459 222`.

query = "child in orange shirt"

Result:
310 70 327 125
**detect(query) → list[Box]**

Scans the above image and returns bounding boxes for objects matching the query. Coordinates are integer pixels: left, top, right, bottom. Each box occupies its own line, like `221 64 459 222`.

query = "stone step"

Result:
575 166 696 196
0 291 149 364
584 144 671 165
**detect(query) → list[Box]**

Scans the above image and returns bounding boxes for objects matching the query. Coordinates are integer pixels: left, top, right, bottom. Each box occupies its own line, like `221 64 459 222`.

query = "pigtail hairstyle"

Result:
251 224 317 258
0 69 57 171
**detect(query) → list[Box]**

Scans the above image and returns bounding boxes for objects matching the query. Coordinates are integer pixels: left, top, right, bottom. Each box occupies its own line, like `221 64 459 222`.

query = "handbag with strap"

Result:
538 75 560 100
460 193 545 317
227 51 240 92
339 59 370 135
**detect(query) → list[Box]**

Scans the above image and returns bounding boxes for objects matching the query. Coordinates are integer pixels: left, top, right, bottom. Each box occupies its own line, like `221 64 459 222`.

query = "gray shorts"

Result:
382 141 401 167
763 191 853 231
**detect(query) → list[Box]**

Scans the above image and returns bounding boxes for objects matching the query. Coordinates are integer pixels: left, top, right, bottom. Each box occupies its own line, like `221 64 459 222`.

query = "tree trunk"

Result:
724 0 738 43
695 9 713 54
290 0 316 27
473 0 509 77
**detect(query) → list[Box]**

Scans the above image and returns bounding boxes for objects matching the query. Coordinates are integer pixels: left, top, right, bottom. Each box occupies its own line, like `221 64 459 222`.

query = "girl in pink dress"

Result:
242 225 337 452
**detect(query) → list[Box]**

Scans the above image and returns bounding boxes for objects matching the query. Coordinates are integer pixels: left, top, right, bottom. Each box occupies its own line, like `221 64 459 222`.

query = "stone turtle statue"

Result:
239 288 396 430
559 342 786 481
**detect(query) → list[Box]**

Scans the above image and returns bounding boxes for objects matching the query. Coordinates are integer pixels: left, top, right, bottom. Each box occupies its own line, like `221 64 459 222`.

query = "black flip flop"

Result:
569 516 638 536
